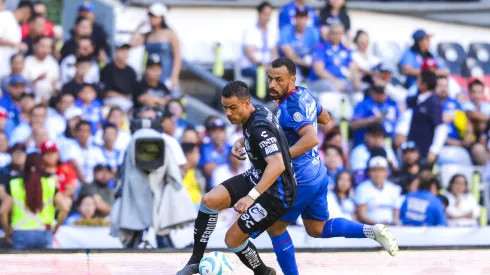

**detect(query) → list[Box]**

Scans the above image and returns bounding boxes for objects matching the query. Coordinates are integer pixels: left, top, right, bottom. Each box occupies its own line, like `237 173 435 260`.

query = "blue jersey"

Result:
278 1 319 29
399 49 446 87
276 86 326 186
441 98 462 140
400 190 447 226
309 41 353 81
279 25 320 59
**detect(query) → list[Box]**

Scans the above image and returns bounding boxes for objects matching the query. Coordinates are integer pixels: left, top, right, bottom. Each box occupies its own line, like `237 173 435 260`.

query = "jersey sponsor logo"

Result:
261 131 268 138
293 112 304 122
249 203 268 222
265 144 279 155
267 111 273 121
259 137 277 148
276 109 281 119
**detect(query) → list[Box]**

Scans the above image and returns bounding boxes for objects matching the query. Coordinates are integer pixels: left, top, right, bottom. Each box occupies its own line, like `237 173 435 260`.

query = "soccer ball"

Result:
199 251 233 275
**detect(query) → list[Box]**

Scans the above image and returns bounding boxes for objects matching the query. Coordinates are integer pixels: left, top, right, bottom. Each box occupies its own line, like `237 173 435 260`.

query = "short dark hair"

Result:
366 123 385 136
77 35 93 45
33 35 51 45
325 144 343 156
447 174 468 193
436 75 448 81
469 79 484 91
420 70 437 91
353 30 367 45
75 120 92 131
34 1 46 7
75 15 89 26
103 122 118 132
76 55 92 64
271 57 296 76
30 104 46 115
10 53 24 64
18 1 34 11
257 1 272 13
181 142 198 156
295 8 308 17
222 81 250 99
29 13 44 23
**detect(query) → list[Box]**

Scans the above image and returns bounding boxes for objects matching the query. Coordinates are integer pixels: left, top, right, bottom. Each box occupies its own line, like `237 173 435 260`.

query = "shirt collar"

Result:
277 88 298 105
417 92 433 104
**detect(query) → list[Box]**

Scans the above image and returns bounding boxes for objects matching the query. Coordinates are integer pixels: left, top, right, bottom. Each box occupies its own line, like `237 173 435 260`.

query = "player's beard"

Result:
268 87 288 100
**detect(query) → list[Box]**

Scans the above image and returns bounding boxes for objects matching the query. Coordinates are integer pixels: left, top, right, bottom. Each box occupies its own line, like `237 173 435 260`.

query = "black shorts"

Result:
222 174 287 239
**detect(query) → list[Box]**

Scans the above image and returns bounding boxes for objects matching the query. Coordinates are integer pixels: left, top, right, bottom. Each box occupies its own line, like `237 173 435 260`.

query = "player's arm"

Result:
290 125 319 159
317 107 331 125
254 153 286 195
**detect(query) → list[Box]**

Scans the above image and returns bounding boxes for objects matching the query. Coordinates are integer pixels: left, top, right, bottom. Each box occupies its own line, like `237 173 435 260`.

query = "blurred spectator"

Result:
320 126 349 165
0 132 10 167
18 92 35 125
319 0 350 39
56 161 78 199
60 36 99 85
98 123 123 171
65 193 97 225
1 53 32 94
80 164 114 217
2 74 29 124
355 156 401 225
94 107 131 152
323 145 344 189
60 16 93 62
180 127 201 145
370 64 408 108
133 54 171 109
23 36 59 103
278 8 320 84
350 123 398 185
351 30 380 79
10 104 56 146
309 21 361 94
446 174 480 227
278 0 318 29
399 29 448 88
75 83 102 134
0 108 11 139
166 99 193 140
400 176 447 226
181 143 205 206
0 1 33 78
100 43 137 112
21 1 54 40
327 170 355 220
0 143 26 179
21 14 46 56
75 2 111 63
46 93 75 138
211 152 248 189
240 1 278 96
391 141 422 194
463 78 490 137
26 126 48 153
352 85 399 146
199 118 231 178
56 106 82 162
161 112 175 137
40 140 59 175
130 3 181 91
61 55 91 97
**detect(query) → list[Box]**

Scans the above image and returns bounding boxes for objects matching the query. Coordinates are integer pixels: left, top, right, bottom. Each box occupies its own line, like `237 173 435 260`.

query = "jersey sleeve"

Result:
278 27 291 46
352 102 367 121
399 50 416 68
284 103 314 133
252 126 283 159
311 43 325 63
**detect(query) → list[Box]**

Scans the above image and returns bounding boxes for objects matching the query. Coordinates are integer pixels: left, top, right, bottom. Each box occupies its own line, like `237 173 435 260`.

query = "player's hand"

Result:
231 139 246 161
234 196 254 215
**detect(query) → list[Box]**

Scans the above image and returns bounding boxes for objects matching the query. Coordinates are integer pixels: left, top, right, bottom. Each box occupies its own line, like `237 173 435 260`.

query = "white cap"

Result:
368 156 388 169
64 106 83 121
148 3 168 17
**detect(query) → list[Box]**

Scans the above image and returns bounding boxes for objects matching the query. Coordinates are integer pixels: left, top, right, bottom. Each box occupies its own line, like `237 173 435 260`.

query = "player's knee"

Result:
224 229 238 248
267 223 287 237
304 221 323 238
201 192 217 209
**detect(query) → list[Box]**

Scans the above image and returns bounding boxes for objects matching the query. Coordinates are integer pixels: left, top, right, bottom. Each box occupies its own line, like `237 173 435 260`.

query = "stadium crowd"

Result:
0 0 486 249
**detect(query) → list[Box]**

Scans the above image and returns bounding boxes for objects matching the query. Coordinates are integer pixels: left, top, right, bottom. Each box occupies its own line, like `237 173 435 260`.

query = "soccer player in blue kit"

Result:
259 58 399 275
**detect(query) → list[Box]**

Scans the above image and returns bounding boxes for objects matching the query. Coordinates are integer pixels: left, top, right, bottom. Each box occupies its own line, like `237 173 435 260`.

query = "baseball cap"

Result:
94 163 111 172
78 1 94 12
41 140 58 153
0 107 7 119
147 54 161 67
9 143 26 154
8 74 28 86
401 140 418 152
412 29 431 42
64 106 83 120
148 3 168 17
368 156 389 169
207 118 226 131
115 41 131 50
421 58 438 71
295 8 308 17
366 123 385 136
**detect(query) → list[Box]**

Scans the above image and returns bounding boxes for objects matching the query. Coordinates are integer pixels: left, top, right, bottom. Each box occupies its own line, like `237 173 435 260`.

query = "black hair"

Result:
76 55 92 64
30 104 46 116
75 120 92 131
77 35 94 45
418 177 439 191
222 81 250 99
421 70 437 91
33 35 51 45
107 106 123 119
165 98 184 114
366 123 384 136
437 194 449 208
103 122 118 132
437 75 448 81
257 1 272 13
181 142 198 156
333 170 352 206
447 174 468 193
353 30 367 45
295 8 309 17
75 15 90 26
10 53 24 64
271 57 296 76
28 13 44 23
469 79 484 92
325 144 343 157
18 0 34 11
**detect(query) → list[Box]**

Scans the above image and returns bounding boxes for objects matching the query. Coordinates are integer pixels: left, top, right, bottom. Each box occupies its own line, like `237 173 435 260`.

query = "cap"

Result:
78 1 94 12
401 140 418 152
64 106 83 120
207 118 226 130
421 58 438 71
0 107 7 119
115 41 131 50
94 163 111 172
377 63 392 73
148 3 168 17
147 54 161 67
41 140 58 153
76 55 92 64
8 74 27 86
370 85 385 93
369 156 389 169
412 29 430 42
366 123 385 136
295 7 309 17
9 143 26 154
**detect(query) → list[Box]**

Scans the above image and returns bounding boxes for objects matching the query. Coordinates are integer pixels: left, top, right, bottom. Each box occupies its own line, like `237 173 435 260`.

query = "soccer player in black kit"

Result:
177 81 296 275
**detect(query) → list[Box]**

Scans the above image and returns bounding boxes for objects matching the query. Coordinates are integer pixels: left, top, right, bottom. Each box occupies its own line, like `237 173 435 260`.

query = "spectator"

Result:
2 153 69 248
446 174 480 227
240 1 278 97
65 193 97 225
26 126 48 154
0 1 33 78
133 54 171 109
46 93 75 139
355 156 401 225
1 53 32 94
2 75 28 124
0 143 26 179
80 164 114 217
323 144 344 189
199 118 231 178
352 85 399 146
56 161 78 199
40 140 59 175
0 132 10 167
181 143 205 206
74 83 102 135
76 1 111 63
464 78 490 137
309 21 361 94
180 127 201 145
60 16 93 62
10 104 56 146
60 36 99 85
161 112 176 137
350 123 398 185
211 151 248 189
130 3 181 91
18 92 35 125
399 29 448 88
21 1 54 40
94 107 131 152
319 0 350 39
56 107 82 163
100 43 137 112
165 99 193 140
23 36 59 103
278 0 318 29
279 8 320 83
351 30 380 79
98 123 123 171
406 70 447 163
61 55 93 97
320 126 349 165
391 141 422 194
370 64 408 108
400 176 447 226
327 170 356 220
21 14 47 56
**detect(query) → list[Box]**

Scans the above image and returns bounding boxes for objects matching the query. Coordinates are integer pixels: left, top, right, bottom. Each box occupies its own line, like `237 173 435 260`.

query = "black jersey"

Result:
241 105 296 207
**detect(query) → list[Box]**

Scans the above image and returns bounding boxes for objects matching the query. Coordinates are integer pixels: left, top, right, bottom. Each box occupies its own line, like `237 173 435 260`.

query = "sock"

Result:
322 218 374 239
188 203 219 264
270 231 298 275
230 240 268 275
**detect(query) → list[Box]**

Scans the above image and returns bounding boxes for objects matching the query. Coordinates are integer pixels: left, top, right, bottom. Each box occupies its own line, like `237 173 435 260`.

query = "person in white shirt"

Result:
46 93 75 139
351 30 380 80
0 1 33 78
445 174 480 227
210 152 248 189
0 132 11 167
327 170 356 220
23 36 59 103
9 104 57 146
60 36 99 85
463 78 490 136
355 156 402 225
93 106 131 153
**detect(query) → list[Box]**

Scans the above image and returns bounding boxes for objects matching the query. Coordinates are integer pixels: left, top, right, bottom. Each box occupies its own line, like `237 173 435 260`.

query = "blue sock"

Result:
322 218 373 239
270 231 299 275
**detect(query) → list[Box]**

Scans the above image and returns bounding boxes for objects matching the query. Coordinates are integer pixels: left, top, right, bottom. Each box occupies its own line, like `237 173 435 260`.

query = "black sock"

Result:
187 204 219 265
230 240 268 275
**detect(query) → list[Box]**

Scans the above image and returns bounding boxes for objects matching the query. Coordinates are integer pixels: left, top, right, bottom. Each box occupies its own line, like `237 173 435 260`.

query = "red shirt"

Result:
21 21 55 39
56 163 77 194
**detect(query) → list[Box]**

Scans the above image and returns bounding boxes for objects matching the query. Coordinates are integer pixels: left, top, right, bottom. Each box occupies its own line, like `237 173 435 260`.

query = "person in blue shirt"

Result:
400 177 447 226
74 83 103 135
199 118 231 179
399 29 449 88
279 8 320 83
308 22 361 94
352 85 399 146
264 58 399 275
278 0 318 29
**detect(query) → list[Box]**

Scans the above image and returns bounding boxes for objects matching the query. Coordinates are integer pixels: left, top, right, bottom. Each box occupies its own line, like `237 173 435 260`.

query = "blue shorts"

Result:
280 173 329 223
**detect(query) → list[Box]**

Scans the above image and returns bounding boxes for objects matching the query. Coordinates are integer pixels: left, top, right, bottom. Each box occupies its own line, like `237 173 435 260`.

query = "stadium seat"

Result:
460 57 486 78
437 146 473 166
439 164 474 190
437 42 466 75
372 41 404 80
451 74 468 90
468 43 490 64
317 91 353 123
